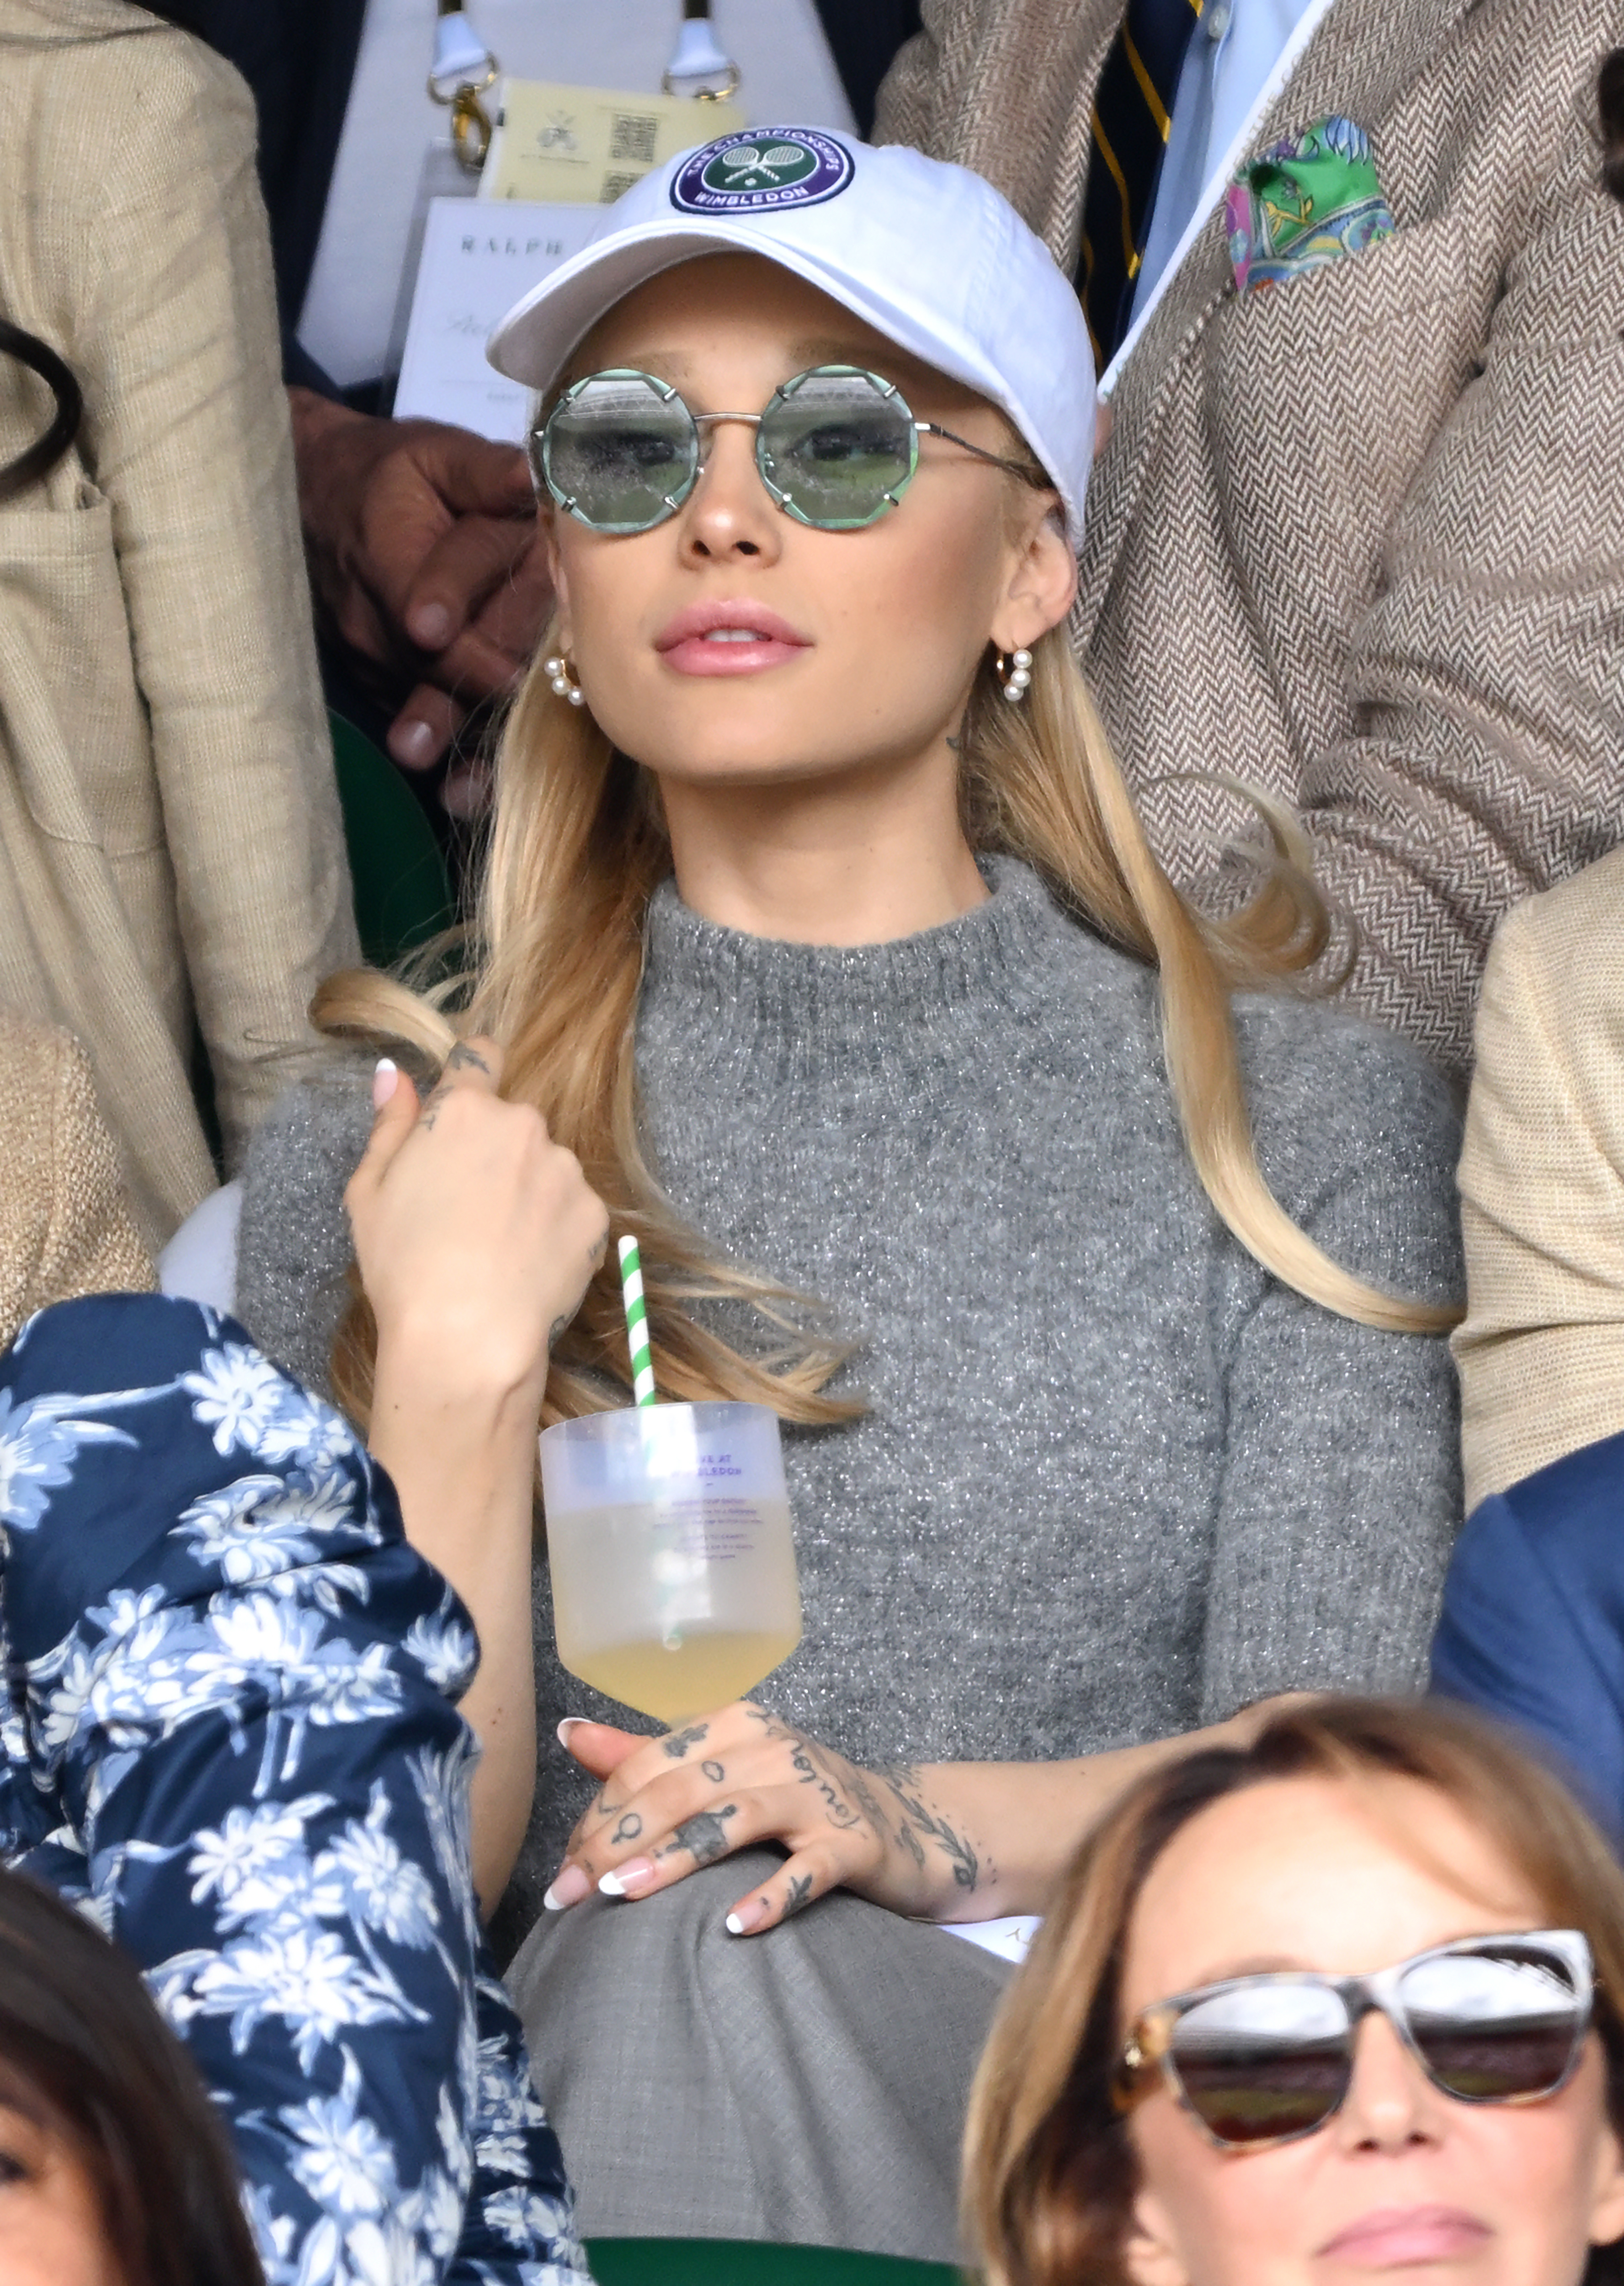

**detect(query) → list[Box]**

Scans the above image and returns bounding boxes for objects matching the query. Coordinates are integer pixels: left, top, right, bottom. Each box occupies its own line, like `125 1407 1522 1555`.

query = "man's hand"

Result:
289 389 554 801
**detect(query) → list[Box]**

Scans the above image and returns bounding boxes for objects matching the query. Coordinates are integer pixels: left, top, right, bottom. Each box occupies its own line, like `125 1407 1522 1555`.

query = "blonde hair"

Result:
964 1697 1624 2286
316 611 1455 1431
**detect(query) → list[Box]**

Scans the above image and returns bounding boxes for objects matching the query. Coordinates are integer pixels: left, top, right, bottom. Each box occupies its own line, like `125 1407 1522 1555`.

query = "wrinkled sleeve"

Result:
1199 1013 1466 1720
0 1294 587 2286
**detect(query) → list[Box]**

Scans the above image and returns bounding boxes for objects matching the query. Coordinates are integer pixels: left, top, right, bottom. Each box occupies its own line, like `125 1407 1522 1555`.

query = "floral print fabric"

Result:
0 1294 589 2286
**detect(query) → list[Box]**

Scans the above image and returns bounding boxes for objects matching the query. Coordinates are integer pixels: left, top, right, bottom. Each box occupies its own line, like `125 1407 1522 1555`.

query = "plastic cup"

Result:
539 1401 802 1725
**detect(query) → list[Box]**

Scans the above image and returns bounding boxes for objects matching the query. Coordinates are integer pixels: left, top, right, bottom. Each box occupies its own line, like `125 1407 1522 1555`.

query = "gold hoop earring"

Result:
544 652 586 708
994 647 1033 704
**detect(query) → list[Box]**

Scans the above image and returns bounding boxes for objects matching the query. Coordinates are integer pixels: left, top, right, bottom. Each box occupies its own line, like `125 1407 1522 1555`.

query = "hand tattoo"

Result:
610 1811 643 1847
660 1805 739 1866
879 1769 980 1891
662 1723 709 1760
445 1043 491 1075
743 1709 862 1832
782 1871 815 1920
701 1760 725 1784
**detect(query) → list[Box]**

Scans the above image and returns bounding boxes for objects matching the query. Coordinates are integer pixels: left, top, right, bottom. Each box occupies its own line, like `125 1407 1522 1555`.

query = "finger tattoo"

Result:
661 1805 738 1866
445 1043 492 1074
610 1812 643 1847
782 1871 815 1920
701 1760 725 1784
662 1722 709 1760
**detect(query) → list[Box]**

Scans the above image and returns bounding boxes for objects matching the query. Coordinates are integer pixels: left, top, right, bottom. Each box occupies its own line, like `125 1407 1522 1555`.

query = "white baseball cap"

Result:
486 127 1096 550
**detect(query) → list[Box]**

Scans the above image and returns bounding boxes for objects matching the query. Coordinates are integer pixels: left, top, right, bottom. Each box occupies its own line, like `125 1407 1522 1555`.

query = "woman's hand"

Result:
541 1696 1315 1935
346 1041 608 1914
346 1040 608 1408
543 1705 991 1933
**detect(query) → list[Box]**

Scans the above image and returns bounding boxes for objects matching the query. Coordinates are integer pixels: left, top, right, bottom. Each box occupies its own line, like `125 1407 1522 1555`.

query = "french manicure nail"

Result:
599 1858 655 1898
556 1717 589 1747
725 1895 769 1936
542 1864 589 1912
372 1057 398 1111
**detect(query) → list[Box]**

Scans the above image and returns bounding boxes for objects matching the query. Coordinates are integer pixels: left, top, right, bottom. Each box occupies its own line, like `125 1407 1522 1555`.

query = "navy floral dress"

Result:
0 1294 590 2286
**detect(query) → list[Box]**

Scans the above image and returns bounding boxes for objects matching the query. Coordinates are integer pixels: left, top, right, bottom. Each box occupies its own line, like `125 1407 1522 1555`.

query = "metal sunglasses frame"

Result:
1114 1927 1595 2153
532 361 1050 535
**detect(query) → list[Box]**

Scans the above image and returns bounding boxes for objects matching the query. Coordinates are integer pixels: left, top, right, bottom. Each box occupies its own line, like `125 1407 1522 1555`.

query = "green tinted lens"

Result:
541 371 698 533
757 367 917 529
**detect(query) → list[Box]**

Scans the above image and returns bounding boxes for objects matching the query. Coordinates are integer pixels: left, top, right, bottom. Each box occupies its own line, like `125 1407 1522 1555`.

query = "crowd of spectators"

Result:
0 0 1622 2279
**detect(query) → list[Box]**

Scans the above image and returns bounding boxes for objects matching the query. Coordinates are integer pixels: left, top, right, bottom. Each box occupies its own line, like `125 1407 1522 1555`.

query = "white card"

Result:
392 199 599 444
939 1915 1042 1965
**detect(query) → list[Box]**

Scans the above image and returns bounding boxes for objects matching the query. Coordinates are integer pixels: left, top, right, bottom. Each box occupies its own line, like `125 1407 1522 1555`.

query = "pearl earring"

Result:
996 647 1033 703
543 652 586 707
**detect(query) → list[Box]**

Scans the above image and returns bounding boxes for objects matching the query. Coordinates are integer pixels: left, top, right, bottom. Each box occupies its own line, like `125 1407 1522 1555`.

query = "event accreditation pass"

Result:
483 80 743 205
394 80 742 442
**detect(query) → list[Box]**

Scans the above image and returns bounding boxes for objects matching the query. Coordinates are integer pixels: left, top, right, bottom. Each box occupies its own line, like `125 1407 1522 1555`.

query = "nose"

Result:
1333 2010 1447 2153
677 417 783 566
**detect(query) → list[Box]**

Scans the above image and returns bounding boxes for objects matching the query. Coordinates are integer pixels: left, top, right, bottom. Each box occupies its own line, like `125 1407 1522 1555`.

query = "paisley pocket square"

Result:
1225 114 1396 295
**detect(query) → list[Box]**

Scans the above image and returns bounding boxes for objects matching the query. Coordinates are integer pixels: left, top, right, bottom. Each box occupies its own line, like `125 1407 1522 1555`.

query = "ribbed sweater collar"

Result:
638 855 1071 1078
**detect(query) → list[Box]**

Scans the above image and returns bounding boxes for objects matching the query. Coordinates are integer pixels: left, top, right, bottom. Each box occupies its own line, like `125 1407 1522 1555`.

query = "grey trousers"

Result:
506 1848 1015 2265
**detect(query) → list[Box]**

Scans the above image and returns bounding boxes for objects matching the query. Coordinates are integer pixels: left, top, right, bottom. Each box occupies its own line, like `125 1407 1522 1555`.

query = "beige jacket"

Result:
0 0 357 1245
878 0 1624 1074
1454 849 1624 1512
0 1009 154 1352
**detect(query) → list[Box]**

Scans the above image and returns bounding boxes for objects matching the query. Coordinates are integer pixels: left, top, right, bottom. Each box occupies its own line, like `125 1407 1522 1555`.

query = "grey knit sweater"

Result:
237 859 1464 1935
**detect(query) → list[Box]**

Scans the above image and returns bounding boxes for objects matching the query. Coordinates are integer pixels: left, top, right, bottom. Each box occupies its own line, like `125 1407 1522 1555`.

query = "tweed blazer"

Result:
0 1010 154 1353
0 0 357 1245
1453 849 1624 1513
877 0 1624 1072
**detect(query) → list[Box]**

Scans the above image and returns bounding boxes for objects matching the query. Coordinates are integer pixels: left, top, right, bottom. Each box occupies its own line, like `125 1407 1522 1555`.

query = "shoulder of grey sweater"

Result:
235 1063 374 1401
1230 993 1465 1306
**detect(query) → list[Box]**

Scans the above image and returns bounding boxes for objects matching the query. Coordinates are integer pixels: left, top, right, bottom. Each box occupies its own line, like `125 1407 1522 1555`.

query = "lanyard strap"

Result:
430 1 500 171
664 0 740 100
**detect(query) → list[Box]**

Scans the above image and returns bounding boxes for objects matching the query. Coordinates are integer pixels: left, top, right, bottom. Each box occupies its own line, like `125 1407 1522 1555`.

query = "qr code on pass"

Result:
599 171 645 201
608 113 660 164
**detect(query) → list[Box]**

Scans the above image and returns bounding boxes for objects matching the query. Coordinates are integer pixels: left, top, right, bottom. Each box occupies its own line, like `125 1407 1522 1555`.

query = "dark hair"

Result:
0 1866 265 2286
1602 50 1624 204
0 319 82 503
965 1697 1624 2286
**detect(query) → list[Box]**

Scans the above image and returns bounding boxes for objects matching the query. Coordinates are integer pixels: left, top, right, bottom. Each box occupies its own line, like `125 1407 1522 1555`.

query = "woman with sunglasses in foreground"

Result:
195 131 1464 2259
969 1697 1624 2286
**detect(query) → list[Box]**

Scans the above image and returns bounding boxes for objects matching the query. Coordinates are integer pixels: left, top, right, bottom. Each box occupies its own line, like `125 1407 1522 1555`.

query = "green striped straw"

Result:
617 1234 658 1407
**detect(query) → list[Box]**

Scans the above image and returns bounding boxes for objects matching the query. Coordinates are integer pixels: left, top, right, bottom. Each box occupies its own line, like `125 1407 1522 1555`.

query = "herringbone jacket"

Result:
877 0 1624 1070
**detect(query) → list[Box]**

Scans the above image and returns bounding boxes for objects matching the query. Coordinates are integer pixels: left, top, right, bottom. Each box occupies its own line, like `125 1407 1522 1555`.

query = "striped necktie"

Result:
1078 0 1206 370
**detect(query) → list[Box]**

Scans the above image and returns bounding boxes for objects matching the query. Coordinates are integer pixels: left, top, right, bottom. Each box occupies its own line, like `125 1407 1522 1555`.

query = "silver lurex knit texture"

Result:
237 860 1464 1933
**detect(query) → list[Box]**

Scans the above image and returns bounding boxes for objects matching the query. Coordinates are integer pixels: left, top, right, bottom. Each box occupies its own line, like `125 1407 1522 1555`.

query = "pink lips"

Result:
654 598 811 678
1317 2205 1491 2266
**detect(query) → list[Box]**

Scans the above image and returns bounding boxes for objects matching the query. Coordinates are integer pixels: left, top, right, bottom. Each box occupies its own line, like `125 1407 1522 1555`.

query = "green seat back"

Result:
328 710 456 971
586 2240 964 2284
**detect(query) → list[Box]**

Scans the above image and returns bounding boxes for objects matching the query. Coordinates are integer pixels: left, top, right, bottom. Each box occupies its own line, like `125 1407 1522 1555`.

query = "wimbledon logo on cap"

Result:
670 127 854 215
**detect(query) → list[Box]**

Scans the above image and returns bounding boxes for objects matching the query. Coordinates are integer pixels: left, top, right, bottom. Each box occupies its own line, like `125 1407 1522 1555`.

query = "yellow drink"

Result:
541 1426 804 1726
562 1626 804 1725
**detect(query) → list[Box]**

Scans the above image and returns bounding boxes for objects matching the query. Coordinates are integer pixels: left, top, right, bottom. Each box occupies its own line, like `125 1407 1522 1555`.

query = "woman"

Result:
0 0 356 1244
966 1696 1624 2286
0 1289 594 2284
186 131 1464 2257
0 1860 265 2286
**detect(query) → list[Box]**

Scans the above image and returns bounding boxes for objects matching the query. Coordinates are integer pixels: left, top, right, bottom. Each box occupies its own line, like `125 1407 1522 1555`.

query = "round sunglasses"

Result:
532 362 1050 536
1115 1929 1595 2152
